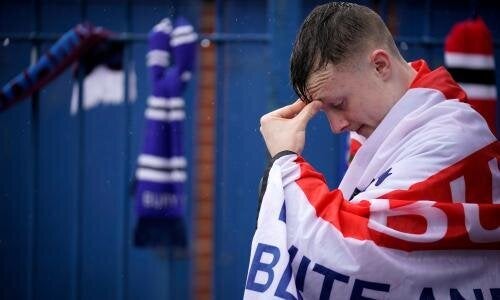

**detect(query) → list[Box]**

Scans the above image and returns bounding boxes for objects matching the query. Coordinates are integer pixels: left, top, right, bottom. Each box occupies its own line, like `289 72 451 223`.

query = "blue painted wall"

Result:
1 1 499 300
0 1 200 299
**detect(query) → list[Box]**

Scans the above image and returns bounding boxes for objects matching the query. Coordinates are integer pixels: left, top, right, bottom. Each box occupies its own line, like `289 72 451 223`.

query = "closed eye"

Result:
327 99 344 110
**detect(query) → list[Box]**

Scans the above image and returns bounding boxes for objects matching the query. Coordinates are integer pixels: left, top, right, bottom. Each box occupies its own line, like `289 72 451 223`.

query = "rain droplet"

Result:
400 41 408 51
200 38 211 48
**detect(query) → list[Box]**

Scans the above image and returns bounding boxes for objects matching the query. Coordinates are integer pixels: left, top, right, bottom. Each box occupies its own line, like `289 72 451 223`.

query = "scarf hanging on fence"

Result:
0 23 109 112
444 16 497 136
70 40 137 115
133 17 197 249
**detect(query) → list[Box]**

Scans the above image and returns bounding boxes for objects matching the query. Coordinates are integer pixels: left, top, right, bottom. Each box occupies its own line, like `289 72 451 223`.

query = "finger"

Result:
269 99 305 118
296 101 322 127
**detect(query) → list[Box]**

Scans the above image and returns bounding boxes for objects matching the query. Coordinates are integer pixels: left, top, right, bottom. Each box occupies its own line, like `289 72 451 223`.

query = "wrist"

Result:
270 150 297 162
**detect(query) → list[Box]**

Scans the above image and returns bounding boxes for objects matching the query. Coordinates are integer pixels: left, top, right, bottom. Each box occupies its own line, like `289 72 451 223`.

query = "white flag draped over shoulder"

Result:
245 152 500 299
245 61 500 300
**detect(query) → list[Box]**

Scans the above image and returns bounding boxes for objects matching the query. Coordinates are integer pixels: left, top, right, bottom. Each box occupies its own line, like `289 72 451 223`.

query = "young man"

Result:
245 2 500 299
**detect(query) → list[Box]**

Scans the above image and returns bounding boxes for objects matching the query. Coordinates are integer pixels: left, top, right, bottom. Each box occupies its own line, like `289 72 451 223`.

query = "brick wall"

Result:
194 1 216 299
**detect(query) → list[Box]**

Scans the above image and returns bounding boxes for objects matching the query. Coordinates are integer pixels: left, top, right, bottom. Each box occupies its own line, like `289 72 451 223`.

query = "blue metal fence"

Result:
1 1 200 299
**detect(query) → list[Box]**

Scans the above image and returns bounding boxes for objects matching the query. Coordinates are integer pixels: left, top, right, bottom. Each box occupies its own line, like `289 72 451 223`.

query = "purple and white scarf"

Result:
133 17 197 248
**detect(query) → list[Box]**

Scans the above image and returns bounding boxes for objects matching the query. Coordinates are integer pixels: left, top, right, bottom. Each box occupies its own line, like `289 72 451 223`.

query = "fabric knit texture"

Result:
133 17 197 249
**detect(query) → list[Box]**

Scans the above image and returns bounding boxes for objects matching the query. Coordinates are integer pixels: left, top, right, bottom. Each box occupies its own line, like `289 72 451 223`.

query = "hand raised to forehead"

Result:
259 100 322 157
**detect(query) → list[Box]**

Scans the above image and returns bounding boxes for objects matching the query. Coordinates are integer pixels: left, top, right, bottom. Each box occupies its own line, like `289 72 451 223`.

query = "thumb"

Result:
296 101 322 128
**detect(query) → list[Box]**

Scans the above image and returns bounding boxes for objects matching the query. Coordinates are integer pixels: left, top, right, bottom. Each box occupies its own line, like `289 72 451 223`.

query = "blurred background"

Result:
0 0 499 299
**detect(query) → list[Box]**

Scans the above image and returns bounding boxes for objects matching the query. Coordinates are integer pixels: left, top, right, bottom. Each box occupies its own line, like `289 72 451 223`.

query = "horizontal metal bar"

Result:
0 32 272 44
2 32 499 46
396 35 500 47
395 36 446 46
394 36 452 46
0 32 146 42
206 33 271 43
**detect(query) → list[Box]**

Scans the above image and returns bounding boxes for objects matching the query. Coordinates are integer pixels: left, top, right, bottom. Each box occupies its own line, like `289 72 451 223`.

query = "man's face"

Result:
306 61 390 138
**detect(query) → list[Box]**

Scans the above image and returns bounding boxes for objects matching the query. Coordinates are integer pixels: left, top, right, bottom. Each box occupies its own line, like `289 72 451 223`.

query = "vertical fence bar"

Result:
214 0 224 298
29 50 40 300
423 0 432 64
267 0 276 110
379 0 388 23
28 0 41 299
75 51 85 300
119 1 132 300
74 1 87 300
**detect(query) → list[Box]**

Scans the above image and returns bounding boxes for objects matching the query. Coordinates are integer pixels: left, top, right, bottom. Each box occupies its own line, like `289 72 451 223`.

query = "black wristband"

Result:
256 150 297 224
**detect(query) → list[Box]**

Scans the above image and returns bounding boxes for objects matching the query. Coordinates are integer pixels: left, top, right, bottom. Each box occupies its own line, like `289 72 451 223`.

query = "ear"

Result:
370 49 391 81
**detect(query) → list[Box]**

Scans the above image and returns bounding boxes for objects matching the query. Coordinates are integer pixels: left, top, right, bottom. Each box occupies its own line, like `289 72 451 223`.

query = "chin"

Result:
356 126 372 138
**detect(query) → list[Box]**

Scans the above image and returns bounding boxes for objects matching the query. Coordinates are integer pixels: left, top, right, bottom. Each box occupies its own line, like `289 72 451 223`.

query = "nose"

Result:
327 113 349 133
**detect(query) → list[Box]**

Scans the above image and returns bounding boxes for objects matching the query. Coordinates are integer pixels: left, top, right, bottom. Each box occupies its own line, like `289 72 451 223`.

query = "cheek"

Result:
354 96 380 123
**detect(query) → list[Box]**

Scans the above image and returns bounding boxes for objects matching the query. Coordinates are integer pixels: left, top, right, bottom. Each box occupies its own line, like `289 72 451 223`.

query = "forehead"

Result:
306 64 337 99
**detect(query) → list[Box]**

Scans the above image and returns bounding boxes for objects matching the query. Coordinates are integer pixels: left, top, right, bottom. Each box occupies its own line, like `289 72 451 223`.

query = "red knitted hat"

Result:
444 17 497 135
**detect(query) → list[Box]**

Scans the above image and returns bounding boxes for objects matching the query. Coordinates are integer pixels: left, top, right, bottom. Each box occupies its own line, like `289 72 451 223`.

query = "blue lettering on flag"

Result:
246 243 499 298
375 167 392 186
450 289 467 300
491 289 500 299
275 246 299 300
246 243 281 292
279 202 286 223
296 254 311 294
312 262 349 300
419 288 436 300
419 288 499 300
351 279 390 300
473 289 485 300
